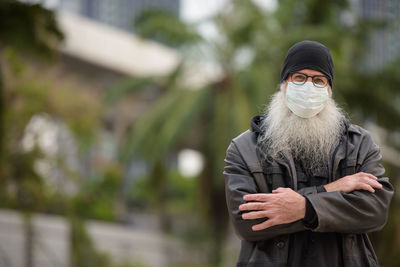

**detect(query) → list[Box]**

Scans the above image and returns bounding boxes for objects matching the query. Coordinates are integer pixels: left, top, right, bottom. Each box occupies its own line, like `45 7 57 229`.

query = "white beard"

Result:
257 85 345 170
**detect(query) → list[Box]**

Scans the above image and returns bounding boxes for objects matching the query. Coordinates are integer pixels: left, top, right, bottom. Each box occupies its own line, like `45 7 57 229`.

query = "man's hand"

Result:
239 188 305 231
324 172 382 193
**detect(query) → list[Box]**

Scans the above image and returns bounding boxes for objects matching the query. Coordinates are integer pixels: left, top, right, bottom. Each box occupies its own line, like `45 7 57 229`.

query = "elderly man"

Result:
223 40 394 267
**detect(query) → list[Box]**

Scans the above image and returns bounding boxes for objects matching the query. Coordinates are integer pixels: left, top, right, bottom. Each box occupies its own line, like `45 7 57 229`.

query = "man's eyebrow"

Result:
293 72 327 77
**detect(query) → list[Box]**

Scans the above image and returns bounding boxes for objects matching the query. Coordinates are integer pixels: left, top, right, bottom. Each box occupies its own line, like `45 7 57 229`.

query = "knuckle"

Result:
368 186 375 192
361 184 367 189
249 204 257 210
248 214 255 220
265 219 274 227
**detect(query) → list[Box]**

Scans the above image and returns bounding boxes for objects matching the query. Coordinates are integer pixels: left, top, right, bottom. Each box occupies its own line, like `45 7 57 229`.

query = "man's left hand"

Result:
239 188 306 231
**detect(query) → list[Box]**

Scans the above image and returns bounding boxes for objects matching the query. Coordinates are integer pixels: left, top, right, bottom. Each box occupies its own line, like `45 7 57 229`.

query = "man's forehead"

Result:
292 69 325 76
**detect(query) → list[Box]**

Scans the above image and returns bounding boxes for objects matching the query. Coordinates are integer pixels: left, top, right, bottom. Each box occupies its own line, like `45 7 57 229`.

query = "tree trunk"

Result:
0 52 5 177
151 160 170 232
23 214 34 267
200 163 229 266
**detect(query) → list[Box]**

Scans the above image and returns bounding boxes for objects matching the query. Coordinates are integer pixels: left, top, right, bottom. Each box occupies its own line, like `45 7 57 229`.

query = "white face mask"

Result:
285 81 329 119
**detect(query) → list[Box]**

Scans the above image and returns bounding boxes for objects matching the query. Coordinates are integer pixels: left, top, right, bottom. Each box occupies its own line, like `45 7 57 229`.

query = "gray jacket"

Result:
223 119 394 267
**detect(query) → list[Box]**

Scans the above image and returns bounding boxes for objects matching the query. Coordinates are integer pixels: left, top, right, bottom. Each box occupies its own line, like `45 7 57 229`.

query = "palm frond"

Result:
133 8 203 48
105 77 159 105
121 88 208 163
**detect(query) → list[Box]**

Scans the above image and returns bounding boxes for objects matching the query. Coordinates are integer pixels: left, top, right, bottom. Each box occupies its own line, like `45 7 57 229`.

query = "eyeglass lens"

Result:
291 73 328 87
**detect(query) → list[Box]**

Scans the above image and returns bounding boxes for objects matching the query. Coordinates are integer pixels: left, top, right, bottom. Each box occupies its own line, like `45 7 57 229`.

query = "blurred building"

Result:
58 0 180 32
16 0 216 183
352 0 400 70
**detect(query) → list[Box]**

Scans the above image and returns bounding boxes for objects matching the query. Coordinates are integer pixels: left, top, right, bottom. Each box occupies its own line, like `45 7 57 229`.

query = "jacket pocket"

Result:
340 159 357 177
342 233 379 267
263 166 290 190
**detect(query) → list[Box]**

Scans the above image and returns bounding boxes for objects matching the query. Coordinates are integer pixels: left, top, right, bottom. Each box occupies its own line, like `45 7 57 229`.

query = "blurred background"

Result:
0 0 399 266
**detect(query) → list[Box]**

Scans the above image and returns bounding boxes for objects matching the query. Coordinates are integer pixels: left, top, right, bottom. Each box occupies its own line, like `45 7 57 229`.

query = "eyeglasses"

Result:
290 72 329 88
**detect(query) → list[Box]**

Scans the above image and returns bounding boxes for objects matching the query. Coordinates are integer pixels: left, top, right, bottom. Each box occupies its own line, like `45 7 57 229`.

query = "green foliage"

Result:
72 164 122 221
1 148 46 212
121 88 209 163
0 2 151 267
130 169 197 215
164 170 198 214
70 216 113 267
105 77 159 105
134 9 202 48
115 262 148 267
3 50 102 147
0 0 64 56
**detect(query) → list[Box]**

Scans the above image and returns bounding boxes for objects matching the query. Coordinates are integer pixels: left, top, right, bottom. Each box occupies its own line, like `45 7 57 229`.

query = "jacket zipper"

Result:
277 151 298 191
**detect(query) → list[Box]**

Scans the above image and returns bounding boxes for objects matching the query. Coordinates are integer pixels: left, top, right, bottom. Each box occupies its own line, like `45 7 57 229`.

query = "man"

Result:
223 40 394 267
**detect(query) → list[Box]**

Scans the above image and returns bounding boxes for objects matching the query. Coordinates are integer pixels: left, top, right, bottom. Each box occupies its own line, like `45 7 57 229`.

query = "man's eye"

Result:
314 78 324 84
314 77 327 86
293 75 306 81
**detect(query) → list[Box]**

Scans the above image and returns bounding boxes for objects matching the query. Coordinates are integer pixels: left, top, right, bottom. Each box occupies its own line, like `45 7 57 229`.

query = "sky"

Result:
180 0 277 43
181 0 277 23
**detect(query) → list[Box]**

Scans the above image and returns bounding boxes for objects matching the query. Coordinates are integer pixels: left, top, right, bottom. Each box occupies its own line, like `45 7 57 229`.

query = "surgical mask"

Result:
285 81 329 119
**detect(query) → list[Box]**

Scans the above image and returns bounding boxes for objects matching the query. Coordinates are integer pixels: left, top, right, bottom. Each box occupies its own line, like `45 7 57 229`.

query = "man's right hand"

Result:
324 172 383 193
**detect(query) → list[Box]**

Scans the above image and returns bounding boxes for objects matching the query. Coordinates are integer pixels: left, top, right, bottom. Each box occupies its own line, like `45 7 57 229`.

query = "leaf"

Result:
0 1 64 56
121 88 208 163
133 8 202 48
104 77 159 105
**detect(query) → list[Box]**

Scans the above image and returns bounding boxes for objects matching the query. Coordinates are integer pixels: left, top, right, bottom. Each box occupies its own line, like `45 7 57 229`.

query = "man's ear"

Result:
280 82 287 94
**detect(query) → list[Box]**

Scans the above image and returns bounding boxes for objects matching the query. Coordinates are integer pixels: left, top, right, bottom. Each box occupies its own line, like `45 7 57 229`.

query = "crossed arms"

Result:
223 133 394 242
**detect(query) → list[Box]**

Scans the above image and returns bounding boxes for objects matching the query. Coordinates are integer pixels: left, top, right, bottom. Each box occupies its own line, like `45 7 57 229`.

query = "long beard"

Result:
257 88 345 170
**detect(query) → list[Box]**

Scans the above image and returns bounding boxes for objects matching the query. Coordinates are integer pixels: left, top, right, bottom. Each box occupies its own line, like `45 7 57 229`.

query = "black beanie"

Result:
280 40 334 87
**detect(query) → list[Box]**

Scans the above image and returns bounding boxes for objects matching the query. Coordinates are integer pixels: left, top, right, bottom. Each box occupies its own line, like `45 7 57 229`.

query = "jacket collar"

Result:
251 114 353 182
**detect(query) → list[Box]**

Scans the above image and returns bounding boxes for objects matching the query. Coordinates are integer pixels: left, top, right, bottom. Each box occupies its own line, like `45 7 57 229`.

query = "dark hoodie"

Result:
250 115 264 139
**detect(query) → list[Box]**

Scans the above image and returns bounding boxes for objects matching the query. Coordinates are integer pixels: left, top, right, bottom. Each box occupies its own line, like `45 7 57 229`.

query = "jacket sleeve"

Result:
223 141 306 242
306 131 394 233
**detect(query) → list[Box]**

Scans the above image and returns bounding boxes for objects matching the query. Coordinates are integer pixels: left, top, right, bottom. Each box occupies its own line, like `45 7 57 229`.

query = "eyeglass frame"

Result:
289 72 330 88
